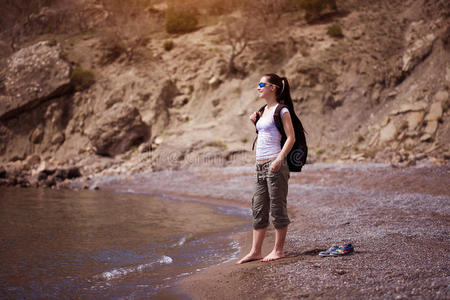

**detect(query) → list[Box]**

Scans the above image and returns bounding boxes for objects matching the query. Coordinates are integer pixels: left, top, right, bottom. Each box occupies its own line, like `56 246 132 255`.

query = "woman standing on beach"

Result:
237 73 296 263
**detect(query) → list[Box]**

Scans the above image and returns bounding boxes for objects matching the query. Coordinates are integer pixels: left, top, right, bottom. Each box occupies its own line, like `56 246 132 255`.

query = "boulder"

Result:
0 41 71 120
425 102 443 122
23 154 41 170
434 90 448 103
402 20 436 74
208 76 222 88
86 103 149 157
424 120 438 135
406 112 424 131
154 136 164 145
379 122 397 143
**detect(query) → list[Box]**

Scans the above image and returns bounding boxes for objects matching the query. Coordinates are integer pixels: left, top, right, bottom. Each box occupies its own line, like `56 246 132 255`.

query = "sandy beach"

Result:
78 161 450 299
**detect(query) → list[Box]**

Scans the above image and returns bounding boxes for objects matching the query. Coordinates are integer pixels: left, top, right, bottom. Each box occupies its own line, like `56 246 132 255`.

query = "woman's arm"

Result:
270 112 296 171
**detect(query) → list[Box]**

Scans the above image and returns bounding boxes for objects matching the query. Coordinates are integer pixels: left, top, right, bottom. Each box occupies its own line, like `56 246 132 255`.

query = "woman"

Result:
237 73 296 264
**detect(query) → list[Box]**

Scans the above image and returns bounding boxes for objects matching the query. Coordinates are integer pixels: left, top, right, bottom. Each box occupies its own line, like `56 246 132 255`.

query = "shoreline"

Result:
70 162 449 299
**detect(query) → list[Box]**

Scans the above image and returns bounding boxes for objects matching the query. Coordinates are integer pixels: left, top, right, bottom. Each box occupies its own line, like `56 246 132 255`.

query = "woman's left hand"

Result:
270 158 282 172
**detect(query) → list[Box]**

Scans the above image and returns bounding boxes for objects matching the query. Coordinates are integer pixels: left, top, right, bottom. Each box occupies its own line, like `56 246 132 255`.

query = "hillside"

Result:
0 0 449 187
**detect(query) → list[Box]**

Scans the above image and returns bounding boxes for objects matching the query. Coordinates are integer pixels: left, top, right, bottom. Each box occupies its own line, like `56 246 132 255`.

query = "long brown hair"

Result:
264 73 295 114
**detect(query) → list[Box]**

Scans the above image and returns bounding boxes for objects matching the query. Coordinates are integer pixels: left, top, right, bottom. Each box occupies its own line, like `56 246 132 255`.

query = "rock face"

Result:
86 103 149 157
0 1 448 172
0 41 71 120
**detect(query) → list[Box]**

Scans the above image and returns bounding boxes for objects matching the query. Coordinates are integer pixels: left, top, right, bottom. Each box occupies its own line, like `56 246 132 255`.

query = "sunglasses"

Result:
258 82 279 88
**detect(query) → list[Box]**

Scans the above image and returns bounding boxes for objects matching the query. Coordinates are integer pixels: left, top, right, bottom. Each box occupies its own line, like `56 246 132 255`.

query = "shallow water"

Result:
0 187 249 299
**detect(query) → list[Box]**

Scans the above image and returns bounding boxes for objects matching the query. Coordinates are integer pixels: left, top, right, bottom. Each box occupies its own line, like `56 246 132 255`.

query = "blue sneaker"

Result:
319 245 339 256
330 243 354 256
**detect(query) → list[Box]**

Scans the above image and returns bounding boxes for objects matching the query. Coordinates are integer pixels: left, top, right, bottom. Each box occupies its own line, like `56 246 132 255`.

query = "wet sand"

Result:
76 162 450 299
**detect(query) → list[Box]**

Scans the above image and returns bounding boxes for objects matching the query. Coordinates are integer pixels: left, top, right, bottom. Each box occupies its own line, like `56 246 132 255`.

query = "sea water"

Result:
0 187 250 299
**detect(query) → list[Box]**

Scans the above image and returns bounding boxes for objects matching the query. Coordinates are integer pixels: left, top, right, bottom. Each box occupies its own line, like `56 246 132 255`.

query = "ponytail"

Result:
264 73 308 139
264 73 295 114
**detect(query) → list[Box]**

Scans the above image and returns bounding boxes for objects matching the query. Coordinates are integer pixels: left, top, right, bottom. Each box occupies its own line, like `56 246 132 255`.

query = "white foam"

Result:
96 255 173 281
159 255 173 264
172 236 187 247
220 240 241 264
171 233 193 247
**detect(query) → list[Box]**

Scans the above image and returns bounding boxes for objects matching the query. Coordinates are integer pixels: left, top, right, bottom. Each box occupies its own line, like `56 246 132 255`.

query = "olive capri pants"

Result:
252 159 291 230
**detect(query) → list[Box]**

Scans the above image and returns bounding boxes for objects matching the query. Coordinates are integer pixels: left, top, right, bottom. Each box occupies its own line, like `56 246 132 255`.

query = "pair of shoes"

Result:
319 243 354 256
330 243 354 256
319 245 339 256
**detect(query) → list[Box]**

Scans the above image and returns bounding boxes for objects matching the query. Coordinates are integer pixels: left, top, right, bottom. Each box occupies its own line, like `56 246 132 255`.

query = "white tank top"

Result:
255 104 289 161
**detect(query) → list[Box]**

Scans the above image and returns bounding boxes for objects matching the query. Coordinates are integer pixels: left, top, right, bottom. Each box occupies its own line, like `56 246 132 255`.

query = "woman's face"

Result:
257 76 276 100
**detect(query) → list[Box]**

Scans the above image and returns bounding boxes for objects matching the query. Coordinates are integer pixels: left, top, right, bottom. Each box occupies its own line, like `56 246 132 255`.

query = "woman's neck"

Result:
266 98 278 109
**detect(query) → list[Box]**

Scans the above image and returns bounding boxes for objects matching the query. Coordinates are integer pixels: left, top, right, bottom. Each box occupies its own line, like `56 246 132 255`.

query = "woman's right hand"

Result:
249 111 260 124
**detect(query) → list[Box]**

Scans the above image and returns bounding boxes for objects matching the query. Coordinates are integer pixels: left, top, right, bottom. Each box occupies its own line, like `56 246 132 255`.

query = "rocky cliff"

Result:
0 0 448 187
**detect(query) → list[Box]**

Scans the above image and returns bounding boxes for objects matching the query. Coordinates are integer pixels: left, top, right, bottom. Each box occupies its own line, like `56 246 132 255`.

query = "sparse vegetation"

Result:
100 35 126 65
297 0 337 21
205 140 227 149
165 7 199 34
163 40 175 51
327 23 344 38
241 137 248 143
316 149 324 155
70 68 95 91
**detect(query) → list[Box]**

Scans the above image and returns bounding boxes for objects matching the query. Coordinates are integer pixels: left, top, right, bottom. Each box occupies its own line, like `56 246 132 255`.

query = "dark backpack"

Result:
252 104 308 172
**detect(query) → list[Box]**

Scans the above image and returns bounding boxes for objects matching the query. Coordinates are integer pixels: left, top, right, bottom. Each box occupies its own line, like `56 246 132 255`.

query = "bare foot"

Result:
261 250 285 262
236 252 262 264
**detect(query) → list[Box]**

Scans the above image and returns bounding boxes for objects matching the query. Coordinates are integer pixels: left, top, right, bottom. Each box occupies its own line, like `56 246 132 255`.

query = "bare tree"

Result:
224 17 250 76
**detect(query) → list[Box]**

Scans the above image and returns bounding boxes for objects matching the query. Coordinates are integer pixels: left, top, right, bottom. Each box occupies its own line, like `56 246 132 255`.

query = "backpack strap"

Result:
252 136 257 151
253 105 267 132
251 105 267 151
273 104 288 137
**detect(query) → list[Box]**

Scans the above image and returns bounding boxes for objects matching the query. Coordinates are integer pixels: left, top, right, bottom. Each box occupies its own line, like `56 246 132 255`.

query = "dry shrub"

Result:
165 6 198 34
297 0 337 22
70 68 95 91
163 40 174 51
327 23 344 38
99 33 127 65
